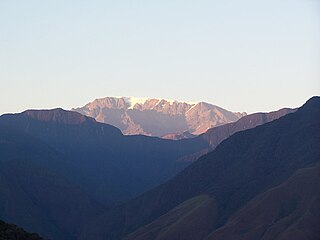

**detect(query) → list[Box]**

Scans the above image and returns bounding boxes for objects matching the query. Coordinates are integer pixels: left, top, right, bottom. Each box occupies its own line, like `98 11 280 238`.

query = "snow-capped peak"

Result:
116 96 196 109
123 97 151 109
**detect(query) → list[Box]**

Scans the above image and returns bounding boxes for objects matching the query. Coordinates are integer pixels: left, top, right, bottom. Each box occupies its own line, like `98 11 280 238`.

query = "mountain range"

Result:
72 97 246 137
0 109 208 205
0 96 318 240
79 97 320 240
0 108 209 239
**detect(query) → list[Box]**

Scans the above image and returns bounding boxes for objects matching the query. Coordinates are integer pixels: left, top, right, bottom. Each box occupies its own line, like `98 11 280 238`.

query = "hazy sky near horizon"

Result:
0 0 319 114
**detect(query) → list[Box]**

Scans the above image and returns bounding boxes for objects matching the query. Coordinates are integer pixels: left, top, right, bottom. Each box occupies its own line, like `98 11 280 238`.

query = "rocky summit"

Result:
72 97 246 137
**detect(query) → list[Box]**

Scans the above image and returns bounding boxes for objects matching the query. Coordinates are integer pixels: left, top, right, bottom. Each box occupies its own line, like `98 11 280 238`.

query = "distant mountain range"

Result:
72 97 246 137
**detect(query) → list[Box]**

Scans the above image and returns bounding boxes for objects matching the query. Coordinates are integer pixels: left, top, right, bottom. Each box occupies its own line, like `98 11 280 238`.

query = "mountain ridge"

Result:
177 107 296 162
80 96 320 240
72 96 246 137
0 97 316 240
0 108 208 205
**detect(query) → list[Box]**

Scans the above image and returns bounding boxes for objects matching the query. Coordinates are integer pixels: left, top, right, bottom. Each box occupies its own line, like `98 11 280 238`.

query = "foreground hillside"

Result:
205 164 320 240
80 97 320 240
73 96 246 136
0 220 43 240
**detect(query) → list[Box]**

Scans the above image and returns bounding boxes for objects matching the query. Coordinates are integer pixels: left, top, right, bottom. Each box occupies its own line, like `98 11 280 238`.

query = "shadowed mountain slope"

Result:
201 107 296 148
0 109 208 204
0 101 312 240
178 107 296 162
80 97 319 240
124 195 218 240
205 164 320 240
179 108 297 162
0 126 103 240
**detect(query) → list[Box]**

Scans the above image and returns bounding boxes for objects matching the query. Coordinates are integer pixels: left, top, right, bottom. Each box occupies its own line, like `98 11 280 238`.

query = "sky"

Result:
0 0 319 114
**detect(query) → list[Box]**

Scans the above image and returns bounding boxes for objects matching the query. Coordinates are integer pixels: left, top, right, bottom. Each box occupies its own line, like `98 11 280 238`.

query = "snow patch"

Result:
185 103 198 114
127 97 150 109
114 96 197 109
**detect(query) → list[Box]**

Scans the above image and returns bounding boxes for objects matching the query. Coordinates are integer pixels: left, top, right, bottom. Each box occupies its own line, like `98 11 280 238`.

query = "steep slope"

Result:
73 97 245 137
205 164 320 240
124 195 218 240
0 126 103 240
201 107 296 148
0 109 208 203
128 164 320 240
178 107 296 162
80 97 319 240
0 219 43 240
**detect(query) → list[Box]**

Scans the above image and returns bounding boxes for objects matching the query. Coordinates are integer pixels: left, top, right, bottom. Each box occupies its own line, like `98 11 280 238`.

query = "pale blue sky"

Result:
0 0 319 114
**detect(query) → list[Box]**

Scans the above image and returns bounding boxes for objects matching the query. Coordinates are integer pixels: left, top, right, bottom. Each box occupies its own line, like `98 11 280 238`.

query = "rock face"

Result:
72 97 246 137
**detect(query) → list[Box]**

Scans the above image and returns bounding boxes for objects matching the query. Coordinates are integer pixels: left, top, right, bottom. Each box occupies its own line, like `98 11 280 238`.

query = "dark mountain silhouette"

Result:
0 126 103 240
2 106 267 240
0 219 44 240
0 101 311 240
0 108 208 204
80 97 319 240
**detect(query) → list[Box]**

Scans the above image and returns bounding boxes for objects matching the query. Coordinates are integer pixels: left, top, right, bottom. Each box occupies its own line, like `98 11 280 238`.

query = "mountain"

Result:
0 108 208 205
72 97 246 137
201 107 296 148
3 106 284 240
80 97 320 240
0 219 44 240
0 101 309 240
124 195 218 240
125 164 320 240
205 164 320 240
178 107 296 162
0 125 104 240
